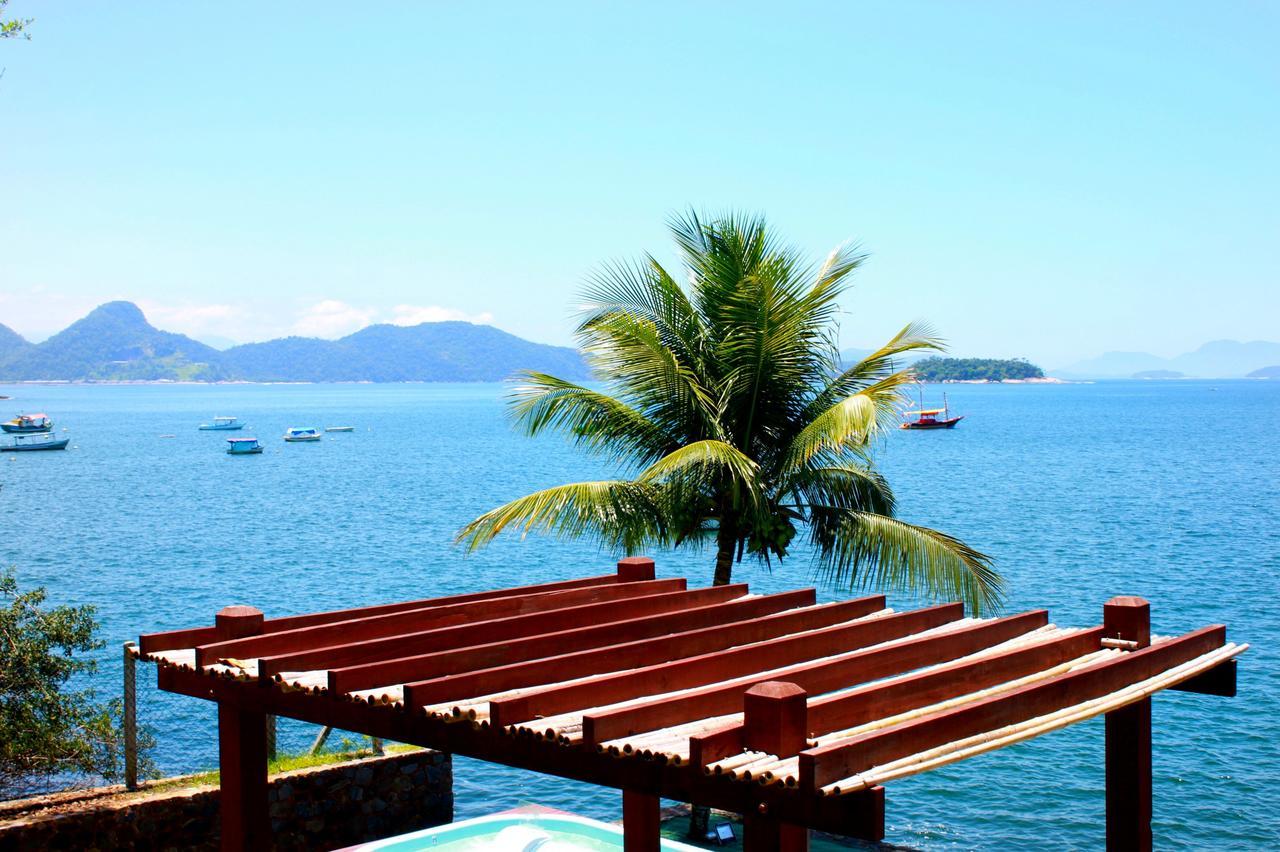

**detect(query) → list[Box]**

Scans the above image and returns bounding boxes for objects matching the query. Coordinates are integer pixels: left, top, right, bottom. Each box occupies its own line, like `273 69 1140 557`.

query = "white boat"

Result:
199 416 245 431
324 426 355 432
283 427 322 442
2 433 70 452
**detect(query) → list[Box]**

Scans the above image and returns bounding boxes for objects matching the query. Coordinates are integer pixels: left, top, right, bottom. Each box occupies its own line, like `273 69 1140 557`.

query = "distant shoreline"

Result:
925 377 1067 385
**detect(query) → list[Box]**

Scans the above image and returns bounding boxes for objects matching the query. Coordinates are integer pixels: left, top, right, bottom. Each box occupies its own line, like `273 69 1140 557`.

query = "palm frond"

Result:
508 372 670 466
456 481 667 553
806 321 945 419
577 308 722 440
638 439 762 509
785 464 896 518
813 511 1004 615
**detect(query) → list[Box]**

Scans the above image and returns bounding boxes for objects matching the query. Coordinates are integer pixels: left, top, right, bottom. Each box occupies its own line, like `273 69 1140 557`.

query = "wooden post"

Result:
215 606 270 852
622 789 661 852
742 681 809 852
617 556 655 583
309 726 332 755
122 641 139 791
1103 596 1152 852
265 715 277 762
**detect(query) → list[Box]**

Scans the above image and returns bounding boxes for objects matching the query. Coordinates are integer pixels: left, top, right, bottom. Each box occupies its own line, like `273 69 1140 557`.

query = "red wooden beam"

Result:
155 662 888 841
398 595 885 708
798 624 1227 791
258 584 745 681
806 626 1108 734
193 578 685 667
139 571 624 654
689 625 1105 768
580 610 1048 747
494 603 967 731
340 591 819 695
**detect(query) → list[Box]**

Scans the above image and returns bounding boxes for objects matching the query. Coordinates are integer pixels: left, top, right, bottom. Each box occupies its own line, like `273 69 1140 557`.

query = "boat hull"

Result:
283 435 322 442
199 424 245 431
227 446 263 454
900 416 964 430
1 423 52 434
1 438 69 451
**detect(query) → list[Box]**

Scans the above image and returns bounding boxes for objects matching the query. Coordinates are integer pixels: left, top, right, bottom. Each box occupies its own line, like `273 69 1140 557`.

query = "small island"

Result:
1133 369 1185 380
910 357 1050 383
1247 365 1280 379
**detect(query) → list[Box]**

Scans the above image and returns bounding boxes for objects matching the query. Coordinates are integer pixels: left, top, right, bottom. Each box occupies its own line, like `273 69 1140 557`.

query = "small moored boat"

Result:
199 416 245 431
324 426 355 433
2 433 70 452
283 427 322 442
900 391 964 430
2 413 53 434
226 437 263 455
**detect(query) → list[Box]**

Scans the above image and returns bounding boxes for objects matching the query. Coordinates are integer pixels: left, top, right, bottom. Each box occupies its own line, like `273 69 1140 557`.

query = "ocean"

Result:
2 379 1276 849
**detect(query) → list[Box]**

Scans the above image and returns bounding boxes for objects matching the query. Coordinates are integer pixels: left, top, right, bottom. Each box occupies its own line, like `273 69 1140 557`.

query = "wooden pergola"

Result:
138 558 1243 852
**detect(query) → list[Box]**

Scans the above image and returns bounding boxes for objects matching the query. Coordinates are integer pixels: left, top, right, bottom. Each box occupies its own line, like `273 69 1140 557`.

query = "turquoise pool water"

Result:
2 379 1277 849
342 812 702 850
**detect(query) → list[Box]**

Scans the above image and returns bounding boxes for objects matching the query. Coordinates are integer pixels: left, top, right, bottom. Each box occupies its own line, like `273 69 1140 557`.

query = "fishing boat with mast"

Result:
900 389 964 430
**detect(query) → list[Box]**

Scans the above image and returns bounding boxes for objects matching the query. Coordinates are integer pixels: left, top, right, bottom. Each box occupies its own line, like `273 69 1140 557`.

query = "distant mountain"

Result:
1248 365 1280 379
0 301 589 383
0 323 32 361
0 302 226 381
220 322 589 382
1054 340 1280 379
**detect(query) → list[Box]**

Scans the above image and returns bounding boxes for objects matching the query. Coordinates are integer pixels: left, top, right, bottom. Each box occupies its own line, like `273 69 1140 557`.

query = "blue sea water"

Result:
1 379 1277 850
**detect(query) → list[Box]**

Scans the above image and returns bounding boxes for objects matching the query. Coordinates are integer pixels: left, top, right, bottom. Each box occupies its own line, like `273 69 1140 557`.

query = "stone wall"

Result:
0 749 451 851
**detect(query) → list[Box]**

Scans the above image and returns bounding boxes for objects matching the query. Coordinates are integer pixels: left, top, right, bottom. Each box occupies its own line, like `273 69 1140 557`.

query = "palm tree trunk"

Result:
712 514 737 586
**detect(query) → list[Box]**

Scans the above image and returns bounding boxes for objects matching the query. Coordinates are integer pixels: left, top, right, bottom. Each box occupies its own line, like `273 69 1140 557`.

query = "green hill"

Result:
0 302 589 383
220 321 589 383
911 357 1045 382
0 302 225 381
0 323 32 361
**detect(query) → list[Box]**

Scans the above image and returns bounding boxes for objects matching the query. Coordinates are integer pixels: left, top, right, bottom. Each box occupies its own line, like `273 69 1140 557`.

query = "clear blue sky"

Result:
2 2 1276 367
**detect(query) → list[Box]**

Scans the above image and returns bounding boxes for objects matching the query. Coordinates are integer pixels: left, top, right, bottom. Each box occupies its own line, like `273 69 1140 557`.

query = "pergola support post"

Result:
123 641 139 791
742 681 809 852
622 789 661 852
1103 596 1152 852
617 556 656 583
215 606 270 852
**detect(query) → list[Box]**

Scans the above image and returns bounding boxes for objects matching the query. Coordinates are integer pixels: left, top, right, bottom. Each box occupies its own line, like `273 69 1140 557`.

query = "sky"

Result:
1 2 1276 368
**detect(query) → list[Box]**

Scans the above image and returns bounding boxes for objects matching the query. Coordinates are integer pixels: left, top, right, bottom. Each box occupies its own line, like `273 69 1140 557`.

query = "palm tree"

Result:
458 212 1003 614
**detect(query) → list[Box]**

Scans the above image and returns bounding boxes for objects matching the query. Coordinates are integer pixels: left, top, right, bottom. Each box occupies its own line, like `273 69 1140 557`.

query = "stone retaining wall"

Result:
0 750 451 851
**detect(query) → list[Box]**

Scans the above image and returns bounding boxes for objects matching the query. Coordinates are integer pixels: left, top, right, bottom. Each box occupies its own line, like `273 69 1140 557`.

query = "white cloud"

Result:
291 300 379 339
136 300 246 338
389 304 494 327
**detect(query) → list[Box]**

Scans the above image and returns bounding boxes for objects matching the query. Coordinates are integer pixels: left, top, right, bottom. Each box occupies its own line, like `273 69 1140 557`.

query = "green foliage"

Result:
459 212 1004 613
0 570 154 800
910 357 1044 382
0 0 32 40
